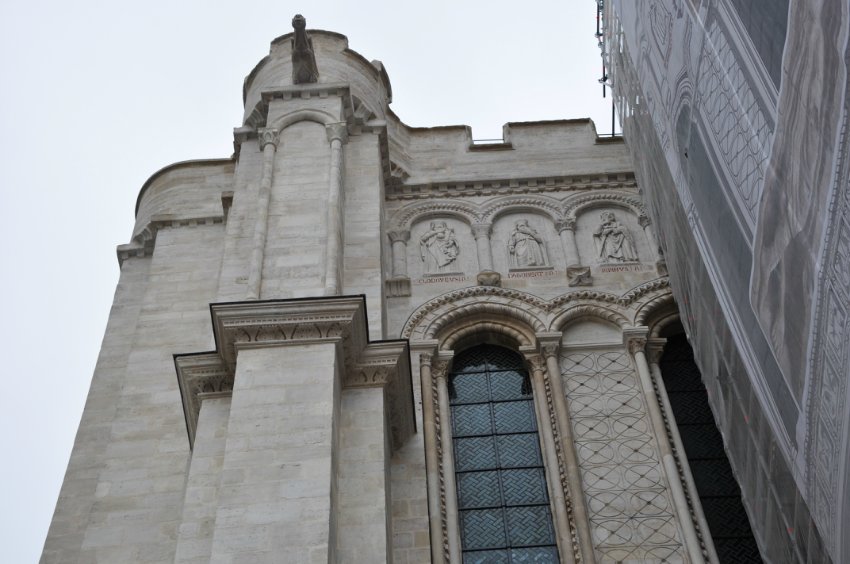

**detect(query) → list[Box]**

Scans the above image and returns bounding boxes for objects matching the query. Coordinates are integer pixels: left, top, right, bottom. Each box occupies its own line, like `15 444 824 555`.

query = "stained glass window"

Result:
450 345 560 564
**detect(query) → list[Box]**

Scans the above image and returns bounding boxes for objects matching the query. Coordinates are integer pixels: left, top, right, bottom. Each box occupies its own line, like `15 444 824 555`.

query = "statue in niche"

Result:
291 14 319 84
420 221 460 273
507 219 548 268
593 211 638 263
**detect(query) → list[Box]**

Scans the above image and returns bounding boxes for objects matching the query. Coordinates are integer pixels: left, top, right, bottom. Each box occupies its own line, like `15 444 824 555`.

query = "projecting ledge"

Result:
174 294 415 450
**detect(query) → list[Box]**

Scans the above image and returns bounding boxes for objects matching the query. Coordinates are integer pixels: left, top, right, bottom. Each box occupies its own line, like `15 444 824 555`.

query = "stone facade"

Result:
42 16 783 564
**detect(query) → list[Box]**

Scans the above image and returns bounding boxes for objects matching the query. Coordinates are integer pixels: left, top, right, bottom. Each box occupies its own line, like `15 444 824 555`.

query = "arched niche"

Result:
408 216 476 278
574 205 651 266
490 211 562 272
560 317 623 347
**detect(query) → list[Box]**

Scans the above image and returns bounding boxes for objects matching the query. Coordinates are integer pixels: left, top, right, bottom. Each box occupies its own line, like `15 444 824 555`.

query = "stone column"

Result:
433 356 463 564
624 329 705 564
638 214 660 260
388 230 411 278
646 338 719 564
471 223 495 271
246 127 279 299
556 218 581 267
419 351 446 564
538 336 596 564
523 352 578 564
324 122 348 296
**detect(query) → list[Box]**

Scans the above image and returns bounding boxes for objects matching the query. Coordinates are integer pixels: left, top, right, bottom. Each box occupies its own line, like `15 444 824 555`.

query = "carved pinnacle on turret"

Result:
291 14 319 84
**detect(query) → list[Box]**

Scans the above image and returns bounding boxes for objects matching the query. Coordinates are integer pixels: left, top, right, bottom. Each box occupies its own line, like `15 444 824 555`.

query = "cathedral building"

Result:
42 5 847 563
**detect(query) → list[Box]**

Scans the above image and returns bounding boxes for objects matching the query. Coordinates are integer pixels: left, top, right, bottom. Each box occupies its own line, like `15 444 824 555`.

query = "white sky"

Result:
0 1 617 561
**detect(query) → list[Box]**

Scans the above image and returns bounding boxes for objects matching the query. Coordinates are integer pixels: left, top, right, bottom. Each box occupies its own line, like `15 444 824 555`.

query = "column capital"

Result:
326 122 349 144
638 214 652 228
388 229 411 243
522 352 547 374
257 127 280 150
555 218 577 232
471 223 493 239
623 326 650 355
535 332 562 359
645 337 667 364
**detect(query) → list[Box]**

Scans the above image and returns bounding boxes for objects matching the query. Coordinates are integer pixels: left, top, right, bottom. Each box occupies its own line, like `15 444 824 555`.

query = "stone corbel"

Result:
174 295 415 450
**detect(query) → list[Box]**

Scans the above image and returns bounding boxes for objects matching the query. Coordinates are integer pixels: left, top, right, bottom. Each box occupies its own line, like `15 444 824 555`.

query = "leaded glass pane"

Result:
510 547 560 563
461 508 507 550
452 373 491 404
485 347 526 370
453 404 494 436
501 469 548 505
455 436 497 471
457 471 502 509
496 434 542 468
454 348 490 373
505 506 555 546
493 401 537 434
450 345 559 563
464 549 511 564
489 371 530 401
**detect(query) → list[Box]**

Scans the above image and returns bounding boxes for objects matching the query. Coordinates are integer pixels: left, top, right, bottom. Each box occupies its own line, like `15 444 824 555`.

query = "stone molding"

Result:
402 278 671 341
117 215 225 265
386 172 637 201
174 295 415 450
387 190 645 233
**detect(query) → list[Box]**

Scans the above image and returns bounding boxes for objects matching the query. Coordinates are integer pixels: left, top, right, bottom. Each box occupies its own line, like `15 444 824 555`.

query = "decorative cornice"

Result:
117 215 225 265
386 172 637 201
175 295 414 450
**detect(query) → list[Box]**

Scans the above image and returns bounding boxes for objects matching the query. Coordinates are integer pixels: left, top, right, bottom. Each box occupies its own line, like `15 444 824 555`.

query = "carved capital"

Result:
623 327 650 355
523 353 547 374
432 358 451 381
555 218 577 233
326 122 349 144
471 223 493 239
638 214 652 228
646 338 667 365
258 127 280 150
388 230 411 243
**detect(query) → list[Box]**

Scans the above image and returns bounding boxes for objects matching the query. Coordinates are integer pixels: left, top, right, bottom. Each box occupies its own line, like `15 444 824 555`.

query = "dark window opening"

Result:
660 333 763 562
450 345 560 564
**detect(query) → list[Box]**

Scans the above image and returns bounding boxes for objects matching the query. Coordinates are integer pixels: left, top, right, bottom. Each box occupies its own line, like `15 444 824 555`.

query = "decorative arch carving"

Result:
389 200 479 231
480 194 563 224
562 192 646 222
549 303 631 333
268 108 340 131
633 287 676 326
402 287 549 348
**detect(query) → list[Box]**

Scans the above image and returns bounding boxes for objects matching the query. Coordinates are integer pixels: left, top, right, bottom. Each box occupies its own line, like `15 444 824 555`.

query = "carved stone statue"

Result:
508 219 548 268
593 211 638 263
419 221 460 273
291 14 319 84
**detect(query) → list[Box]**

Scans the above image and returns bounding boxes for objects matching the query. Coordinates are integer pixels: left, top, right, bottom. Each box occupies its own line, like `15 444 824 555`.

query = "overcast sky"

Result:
0 1 617 561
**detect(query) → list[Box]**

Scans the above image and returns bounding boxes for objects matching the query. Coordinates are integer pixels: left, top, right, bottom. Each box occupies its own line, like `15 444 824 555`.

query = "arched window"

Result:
659 333 763 562
449 345 560 563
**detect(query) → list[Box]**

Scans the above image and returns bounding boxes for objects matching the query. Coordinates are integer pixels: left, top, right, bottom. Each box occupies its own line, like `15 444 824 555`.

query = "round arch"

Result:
268 108 339 131
389 200 479 232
